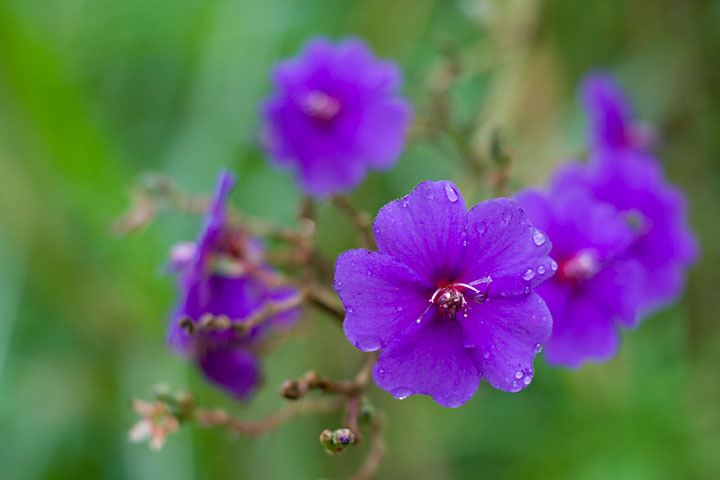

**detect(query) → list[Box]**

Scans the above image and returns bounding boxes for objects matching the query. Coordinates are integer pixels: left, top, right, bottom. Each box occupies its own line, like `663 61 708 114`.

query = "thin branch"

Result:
350 413 387 480
194 397 343 436
331 196 375 249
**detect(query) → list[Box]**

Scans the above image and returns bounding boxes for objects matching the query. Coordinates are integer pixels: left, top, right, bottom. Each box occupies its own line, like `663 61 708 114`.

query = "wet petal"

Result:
460 198 554 297
373 181 468 283
335 249 430 351
461 292 551 392
373 315 479 407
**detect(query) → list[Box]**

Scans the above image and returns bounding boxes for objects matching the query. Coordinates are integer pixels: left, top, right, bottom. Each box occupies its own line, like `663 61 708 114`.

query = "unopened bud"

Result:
319 429 335 449
333 428 355 446
280 380 306 400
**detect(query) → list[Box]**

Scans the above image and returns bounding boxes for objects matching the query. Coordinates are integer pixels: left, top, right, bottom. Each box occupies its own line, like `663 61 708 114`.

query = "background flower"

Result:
261 37 412 197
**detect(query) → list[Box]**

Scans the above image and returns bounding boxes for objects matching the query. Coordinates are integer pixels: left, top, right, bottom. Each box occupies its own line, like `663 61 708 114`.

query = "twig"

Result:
194 397 343 436
331 196 375 249
180 291 307 335
281 353 377 401
349 413 387 480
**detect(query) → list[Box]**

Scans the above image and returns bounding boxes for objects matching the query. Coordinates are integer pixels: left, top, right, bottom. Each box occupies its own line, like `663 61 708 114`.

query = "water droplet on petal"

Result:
347 306 354 313
356 335 381 351
502 211 513 224
537 265 546 275
550 259 558 272
523 376 532 385
462 240 468 247
522 268 535 281
533 343 543 353
482 351 490 359
532 229 547 246
391 387 413 400
514 370 524 379
512 380 518 388
444 183 459 202
396 306 403 312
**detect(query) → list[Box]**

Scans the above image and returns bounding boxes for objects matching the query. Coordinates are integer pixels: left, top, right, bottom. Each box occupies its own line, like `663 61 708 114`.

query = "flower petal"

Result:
460 198 554 297
372 315 479 407
581 72 633 151
197 347 260 399
461 292 551 392
335 249 430 351
373 181 468 283
541 287 620 368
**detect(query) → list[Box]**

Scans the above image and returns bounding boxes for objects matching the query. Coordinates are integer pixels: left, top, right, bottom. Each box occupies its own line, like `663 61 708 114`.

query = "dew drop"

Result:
347 306 354 313
391 387 413 400
523 376 532 385
532 229 547 246
502 211 513 224
522 268 535 281
537 265 546 275
514 370 524 379
462 240 468 247
396 306 404 312
482 351 490 359
533 343 543 354
356 335 381 351
550 259 558 272
444 183 459 202
512 380 518 388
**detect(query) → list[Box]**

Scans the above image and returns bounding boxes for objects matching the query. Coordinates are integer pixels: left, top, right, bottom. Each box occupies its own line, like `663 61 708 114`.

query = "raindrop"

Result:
462 240 468 247
347 306 354 313
391 387 413 400
444 183 458 202
396 306 403 312
502 211 513 224
523 376 531 385
537 265 546 275
550 259 558 272
482 352 490 359
514 370 524 379
356 335 381 351
512 380 518 388
533 343 543 354
532 229 547 246
522 269 535 281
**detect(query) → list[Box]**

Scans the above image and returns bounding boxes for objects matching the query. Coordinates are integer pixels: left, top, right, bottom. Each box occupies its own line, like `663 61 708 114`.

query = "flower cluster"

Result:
334 181 554 407
516 73 698 367
167 170 300 398
261 37 412 198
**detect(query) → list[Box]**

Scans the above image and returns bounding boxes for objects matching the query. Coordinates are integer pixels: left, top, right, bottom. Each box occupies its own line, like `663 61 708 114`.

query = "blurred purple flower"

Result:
516 187 644 367
579 72 698 315
261 37 412 197
167 170 299 399
334 181 554 407
581 72 656 153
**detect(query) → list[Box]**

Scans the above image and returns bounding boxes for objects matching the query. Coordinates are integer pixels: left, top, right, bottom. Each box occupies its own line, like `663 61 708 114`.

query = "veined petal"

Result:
460 292 551 392
373 181 468 283
372 315 479 407
335 249 430 351
460 198 554 297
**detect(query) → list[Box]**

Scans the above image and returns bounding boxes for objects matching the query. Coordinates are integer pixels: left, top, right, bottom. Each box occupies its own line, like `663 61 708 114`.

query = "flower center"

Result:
302 90 341 122
557 249 601 284
419 278 492 323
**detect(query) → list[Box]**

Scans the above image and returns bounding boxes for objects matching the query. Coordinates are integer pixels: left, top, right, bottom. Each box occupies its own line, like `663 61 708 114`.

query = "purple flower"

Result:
167 170 299 399
552 157 698 318
516 187 644 367
579 72 698 315
261 37 412 197
581 72 656 153
334 181 554 407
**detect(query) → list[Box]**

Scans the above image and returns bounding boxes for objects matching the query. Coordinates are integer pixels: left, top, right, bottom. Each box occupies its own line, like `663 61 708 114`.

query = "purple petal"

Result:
355 98 412 169
540 284 620 368
460 292 551 392
585 259 643 328
581 72 633 151
373 181 468 283
459 198 554 297
197 347 260 399
372 314 479 407
335 249 429 351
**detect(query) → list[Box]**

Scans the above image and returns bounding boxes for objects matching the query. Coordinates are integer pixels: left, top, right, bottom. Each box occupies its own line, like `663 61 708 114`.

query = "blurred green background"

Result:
1 0 719 478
